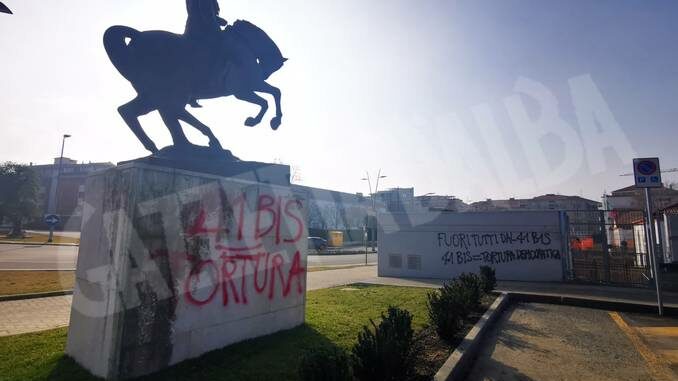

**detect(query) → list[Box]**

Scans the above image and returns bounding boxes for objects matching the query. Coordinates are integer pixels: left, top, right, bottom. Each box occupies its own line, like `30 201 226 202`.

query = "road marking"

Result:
638 327 678 338
609 312 678 381
657 350 678 363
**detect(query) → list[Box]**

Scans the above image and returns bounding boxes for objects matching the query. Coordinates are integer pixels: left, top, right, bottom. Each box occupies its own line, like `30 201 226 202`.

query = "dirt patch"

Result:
0 271 75 296
0 234 79 245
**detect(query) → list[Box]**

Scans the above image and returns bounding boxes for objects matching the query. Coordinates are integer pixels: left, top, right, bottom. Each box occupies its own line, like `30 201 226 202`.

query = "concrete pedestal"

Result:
66 162 308 380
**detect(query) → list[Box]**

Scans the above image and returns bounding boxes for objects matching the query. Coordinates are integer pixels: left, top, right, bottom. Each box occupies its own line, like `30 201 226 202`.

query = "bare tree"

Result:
0 163 40 237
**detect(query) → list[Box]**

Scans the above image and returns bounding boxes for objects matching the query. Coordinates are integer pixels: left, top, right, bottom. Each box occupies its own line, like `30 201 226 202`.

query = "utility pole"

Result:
361 169 387 263
48 134 71 243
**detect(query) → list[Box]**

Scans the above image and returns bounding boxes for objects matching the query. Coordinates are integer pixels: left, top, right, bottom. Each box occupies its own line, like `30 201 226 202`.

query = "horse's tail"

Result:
232 20 287 80
103 25 139 80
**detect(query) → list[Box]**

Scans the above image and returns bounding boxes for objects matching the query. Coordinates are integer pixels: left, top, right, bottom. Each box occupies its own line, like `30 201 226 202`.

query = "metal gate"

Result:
566 210 652 288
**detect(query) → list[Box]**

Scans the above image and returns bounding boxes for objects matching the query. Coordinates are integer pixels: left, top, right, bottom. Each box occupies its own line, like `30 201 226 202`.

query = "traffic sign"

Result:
44 214 60 226
633 158 662 188
632 157 665 315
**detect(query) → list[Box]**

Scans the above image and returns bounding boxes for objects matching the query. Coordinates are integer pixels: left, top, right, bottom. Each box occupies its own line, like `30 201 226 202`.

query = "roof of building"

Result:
469 194 601 207
531 194 601 205
292 185 367 203
608 184 678 197
661 202 678 214
31 160 114 169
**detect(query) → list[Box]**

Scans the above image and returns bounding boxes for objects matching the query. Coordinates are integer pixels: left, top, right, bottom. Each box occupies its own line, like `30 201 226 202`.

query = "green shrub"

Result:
426 281 469 341
299 346 353 381
352 306 417 381
479 266 497 294
457 273 483 309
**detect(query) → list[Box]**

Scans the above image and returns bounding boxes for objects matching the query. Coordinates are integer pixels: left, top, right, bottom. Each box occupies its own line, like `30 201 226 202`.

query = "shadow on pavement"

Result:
495 305 549 354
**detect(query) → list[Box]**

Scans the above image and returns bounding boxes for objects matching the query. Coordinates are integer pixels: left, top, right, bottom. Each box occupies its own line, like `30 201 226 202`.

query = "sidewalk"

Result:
3 265 677 337
0 295 72 336
307 265 376 290
364 276 678 308
495 280 678 308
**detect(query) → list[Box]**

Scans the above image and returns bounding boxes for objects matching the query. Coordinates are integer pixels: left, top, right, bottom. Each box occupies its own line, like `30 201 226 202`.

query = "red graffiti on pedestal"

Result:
180 193 306 307
183 250 305 307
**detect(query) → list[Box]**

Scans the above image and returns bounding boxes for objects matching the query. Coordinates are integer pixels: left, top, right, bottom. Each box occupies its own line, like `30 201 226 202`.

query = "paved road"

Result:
0 243 376 270
467 303 658 381
308 253 377 267
27 230 81 239
0 244 78 270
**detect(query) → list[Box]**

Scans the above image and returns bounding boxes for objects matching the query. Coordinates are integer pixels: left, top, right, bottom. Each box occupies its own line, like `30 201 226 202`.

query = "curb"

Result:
0 269 76 272
308 264 377 271
434 292 510 381
0 290 74 302
308 251 377 256
0 241 79 247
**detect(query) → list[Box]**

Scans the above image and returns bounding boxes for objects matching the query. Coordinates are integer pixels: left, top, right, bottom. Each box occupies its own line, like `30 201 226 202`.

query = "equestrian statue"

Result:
104 0 286 157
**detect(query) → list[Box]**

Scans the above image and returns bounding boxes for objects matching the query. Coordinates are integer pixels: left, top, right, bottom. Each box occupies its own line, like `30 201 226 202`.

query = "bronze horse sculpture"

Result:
104 20 286 155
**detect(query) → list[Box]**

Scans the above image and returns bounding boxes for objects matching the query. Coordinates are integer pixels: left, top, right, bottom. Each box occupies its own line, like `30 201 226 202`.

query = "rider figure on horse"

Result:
183 0 286 110
185 0 226 40
185 0 228 108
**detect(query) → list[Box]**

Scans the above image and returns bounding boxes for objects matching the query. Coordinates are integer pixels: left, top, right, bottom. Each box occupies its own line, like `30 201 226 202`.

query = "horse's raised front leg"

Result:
234 91 268 127
256 82 282 130
178 108 224 150
118 97 159 153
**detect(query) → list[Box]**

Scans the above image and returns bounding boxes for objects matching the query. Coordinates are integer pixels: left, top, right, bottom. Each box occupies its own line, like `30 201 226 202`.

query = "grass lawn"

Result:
0 271 75 296
0 234 80 245
0 284 433 381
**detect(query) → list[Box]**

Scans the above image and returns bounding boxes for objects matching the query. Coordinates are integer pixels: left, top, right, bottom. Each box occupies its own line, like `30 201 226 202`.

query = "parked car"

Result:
307 237 328 252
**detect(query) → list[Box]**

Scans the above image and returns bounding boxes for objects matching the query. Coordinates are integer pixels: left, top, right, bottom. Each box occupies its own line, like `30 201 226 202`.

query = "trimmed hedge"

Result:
352 306 417 381
299 346 352 381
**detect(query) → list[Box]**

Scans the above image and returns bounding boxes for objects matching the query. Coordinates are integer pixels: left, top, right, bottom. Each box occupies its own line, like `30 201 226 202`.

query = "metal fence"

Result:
566 210 652 288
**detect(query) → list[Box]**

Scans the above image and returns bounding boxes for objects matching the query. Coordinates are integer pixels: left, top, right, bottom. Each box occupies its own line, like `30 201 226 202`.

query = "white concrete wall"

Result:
378 211 566 282
66 163 307 379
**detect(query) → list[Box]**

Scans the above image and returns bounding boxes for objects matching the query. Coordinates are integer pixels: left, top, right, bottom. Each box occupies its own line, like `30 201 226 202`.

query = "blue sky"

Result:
1 0 677 202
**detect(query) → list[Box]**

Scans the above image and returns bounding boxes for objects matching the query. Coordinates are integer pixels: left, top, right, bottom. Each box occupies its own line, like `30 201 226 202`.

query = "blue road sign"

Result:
633 158 662 188
44 214 60 226
638 161 657 176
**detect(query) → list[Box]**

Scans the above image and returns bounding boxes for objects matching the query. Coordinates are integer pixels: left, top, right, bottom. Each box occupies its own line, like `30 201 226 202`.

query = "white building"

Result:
469 194 602 238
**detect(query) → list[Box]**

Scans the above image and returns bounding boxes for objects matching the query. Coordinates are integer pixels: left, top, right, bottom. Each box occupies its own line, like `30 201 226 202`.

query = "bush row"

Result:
298 266 497 381
427 266 496 342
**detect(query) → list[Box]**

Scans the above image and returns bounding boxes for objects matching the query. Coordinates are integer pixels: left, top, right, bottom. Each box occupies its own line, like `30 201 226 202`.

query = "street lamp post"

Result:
48 134 71 243
361 170 386 261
